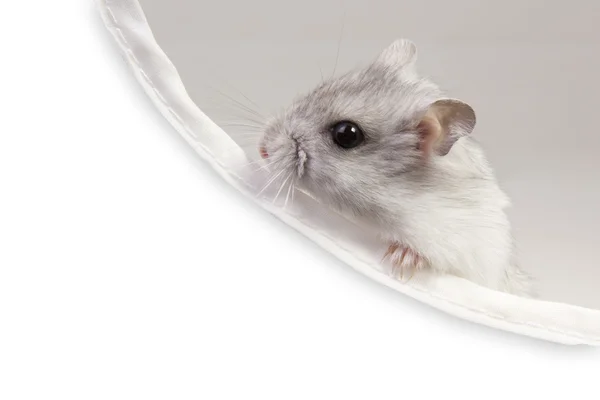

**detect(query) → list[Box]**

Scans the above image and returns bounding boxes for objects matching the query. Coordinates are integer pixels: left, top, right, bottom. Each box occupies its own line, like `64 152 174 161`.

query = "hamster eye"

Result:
331 121 364 149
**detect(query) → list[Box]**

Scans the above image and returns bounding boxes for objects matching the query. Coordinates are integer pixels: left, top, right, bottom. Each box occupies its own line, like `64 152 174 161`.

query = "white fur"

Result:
261 39 532 295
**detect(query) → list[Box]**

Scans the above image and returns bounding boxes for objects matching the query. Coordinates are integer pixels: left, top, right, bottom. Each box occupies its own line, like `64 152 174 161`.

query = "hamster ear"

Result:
417 99 476 157
376 39 417 71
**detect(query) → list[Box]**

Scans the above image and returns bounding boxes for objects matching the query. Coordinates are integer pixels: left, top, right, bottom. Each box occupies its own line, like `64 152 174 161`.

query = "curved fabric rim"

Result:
96 0 600 345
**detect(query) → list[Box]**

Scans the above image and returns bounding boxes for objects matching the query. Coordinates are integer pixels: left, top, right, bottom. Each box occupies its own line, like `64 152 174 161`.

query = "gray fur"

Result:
260 39 532 295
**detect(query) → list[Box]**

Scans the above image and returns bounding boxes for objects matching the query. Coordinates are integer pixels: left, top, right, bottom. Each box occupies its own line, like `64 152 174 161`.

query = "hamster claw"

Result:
383 243 426 283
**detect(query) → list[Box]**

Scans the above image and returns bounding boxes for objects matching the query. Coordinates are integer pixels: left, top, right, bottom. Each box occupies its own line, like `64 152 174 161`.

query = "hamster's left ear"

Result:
417 99 476 157
376 39 417 72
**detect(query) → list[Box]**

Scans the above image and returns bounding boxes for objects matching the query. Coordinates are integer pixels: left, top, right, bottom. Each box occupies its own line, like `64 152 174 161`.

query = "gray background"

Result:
138 0 599 308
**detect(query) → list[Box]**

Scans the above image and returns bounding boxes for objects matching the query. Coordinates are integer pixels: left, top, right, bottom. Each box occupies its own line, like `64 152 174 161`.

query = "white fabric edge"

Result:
96 0 600 346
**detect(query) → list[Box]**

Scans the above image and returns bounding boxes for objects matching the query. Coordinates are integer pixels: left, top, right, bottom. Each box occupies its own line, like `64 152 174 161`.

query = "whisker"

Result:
291 183 296 206
221 145 258 157
202 69 267 116
257 169 286 197
229 130 261 136
221 123 264 130
224 138 256 147
226 129 262 136
225 84 265 115
226 131 262 138
232 145 260 153
229 138 261 145
237 150 260 159
254 160 277 172
211 88 264 119
217 114 266 125
233 146 259 154
240 158 264 168
212 112 266 127
232 145 260 154
209 79 266 115
236 158 277 173
273 172 293 205
229 142 260 150
284 178 294 209
232 134 262 143
331 7 347 78
230 137 260 144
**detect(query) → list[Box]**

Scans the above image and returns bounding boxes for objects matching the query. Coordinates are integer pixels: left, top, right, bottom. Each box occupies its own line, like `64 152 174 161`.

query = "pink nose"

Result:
259 146 269 159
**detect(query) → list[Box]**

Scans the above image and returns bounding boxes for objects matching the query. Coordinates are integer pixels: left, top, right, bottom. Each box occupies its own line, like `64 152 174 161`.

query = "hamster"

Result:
257 39 532 295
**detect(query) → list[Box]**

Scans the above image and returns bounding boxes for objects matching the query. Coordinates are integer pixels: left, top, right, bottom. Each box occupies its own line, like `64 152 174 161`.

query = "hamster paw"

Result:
383 242 426 282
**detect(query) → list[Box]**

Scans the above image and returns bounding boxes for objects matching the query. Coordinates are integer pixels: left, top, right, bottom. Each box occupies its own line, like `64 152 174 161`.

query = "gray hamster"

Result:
258 39 531 295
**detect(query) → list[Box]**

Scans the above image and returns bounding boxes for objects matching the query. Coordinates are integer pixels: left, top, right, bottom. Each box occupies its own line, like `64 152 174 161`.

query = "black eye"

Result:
331 121 364 149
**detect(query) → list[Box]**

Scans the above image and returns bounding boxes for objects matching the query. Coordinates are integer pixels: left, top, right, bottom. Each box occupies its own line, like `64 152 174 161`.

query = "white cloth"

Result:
97 0 600 345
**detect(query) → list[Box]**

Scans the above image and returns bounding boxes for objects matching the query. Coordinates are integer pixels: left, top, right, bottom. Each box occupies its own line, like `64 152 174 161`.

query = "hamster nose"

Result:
259 146 269 159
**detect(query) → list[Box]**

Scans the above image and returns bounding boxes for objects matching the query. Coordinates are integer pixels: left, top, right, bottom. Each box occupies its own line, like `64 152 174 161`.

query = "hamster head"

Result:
258 39 476 217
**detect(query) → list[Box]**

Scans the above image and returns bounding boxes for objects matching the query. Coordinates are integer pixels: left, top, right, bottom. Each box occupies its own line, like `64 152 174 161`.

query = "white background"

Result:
0 1 599 399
